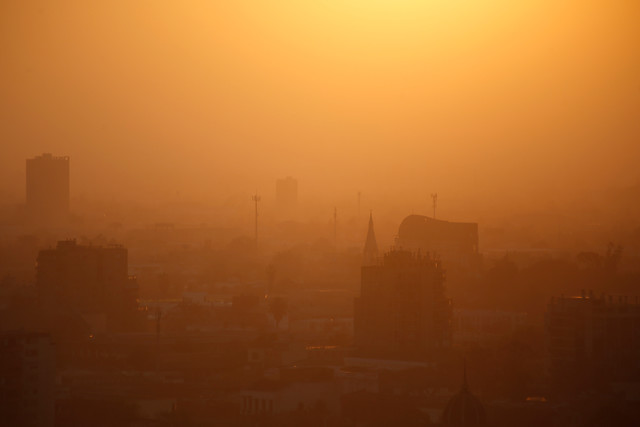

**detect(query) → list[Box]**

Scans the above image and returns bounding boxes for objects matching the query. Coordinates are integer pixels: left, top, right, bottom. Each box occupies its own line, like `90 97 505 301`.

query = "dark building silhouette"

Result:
546 292 640 390
275 176 298 217
0 331 55 427
396 215 480 272
26 153 70 225
36 240 139 333
355 230 452 359
443 366 486 426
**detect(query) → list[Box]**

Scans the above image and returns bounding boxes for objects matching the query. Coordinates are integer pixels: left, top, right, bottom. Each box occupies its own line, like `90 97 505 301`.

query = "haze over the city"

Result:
2 1 639 211
2 2 640 427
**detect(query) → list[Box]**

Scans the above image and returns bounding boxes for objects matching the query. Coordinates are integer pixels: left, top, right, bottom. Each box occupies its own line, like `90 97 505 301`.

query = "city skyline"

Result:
1 1 640 426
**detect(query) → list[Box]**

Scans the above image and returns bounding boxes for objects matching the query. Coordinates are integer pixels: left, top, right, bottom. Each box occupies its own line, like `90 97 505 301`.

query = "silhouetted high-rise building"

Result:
0 332 55 427
25 153 70 224
36 240 139 332
275 177 298 217
546 293 640 390
354 248 452 360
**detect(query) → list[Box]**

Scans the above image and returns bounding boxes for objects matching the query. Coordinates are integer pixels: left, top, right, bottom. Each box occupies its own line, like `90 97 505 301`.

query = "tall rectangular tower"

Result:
26 153 70 224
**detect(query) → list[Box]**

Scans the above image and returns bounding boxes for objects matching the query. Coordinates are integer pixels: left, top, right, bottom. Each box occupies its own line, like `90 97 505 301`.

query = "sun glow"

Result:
1 0 638 202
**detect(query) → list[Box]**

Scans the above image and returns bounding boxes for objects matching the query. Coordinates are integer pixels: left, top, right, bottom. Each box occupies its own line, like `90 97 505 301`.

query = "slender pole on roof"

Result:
334 207 337 247
252 192 261 249
431 193 438 219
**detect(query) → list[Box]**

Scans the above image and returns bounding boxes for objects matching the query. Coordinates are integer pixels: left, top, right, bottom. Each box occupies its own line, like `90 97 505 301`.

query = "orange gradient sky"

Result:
1 0 639 210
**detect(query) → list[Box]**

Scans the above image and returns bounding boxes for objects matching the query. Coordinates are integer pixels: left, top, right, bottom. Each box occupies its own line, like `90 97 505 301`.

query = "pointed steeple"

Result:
443 359 486 425
363 212 378 266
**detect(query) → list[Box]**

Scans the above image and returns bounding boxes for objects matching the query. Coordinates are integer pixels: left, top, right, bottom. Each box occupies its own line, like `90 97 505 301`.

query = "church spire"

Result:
363 211 378 266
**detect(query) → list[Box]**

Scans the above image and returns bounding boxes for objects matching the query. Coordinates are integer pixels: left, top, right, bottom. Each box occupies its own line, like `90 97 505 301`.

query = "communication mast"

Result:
252 192 261 248
431 193 438 219
334 207 337 246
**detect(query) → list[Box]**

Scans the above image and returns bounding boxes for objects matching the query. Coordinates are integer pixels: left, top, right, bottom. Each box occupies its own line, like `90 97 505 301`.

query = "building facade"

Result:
355 249 452 360
0 332 55 427
546 292 640 390
36 240 139 332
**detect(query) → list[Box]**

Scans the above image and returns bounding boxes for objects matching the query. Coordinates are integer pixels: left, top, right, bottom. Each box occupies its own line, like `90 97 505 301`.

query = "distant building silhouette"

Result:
0 331 55 427
546 292 640 390
354 248 452 360
453 309 527 345
275 177 298 218
240 366 339 418
396 215 480 272
362 212 378 266
36 240 139 333
26 153 70 225
442 364 486 426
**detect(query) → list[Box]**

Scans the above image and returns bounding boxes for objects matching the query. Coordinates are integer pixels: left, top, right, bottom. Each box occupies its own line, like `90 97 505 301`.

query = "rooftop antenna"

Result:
431 193 438 219
334 207 337 246
252 192 261 249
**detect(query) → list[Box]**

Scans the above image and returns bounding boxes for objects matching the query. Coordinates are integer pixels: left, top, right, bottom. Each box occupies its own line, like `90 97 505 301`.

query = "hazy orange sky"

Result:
1 0 639 210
